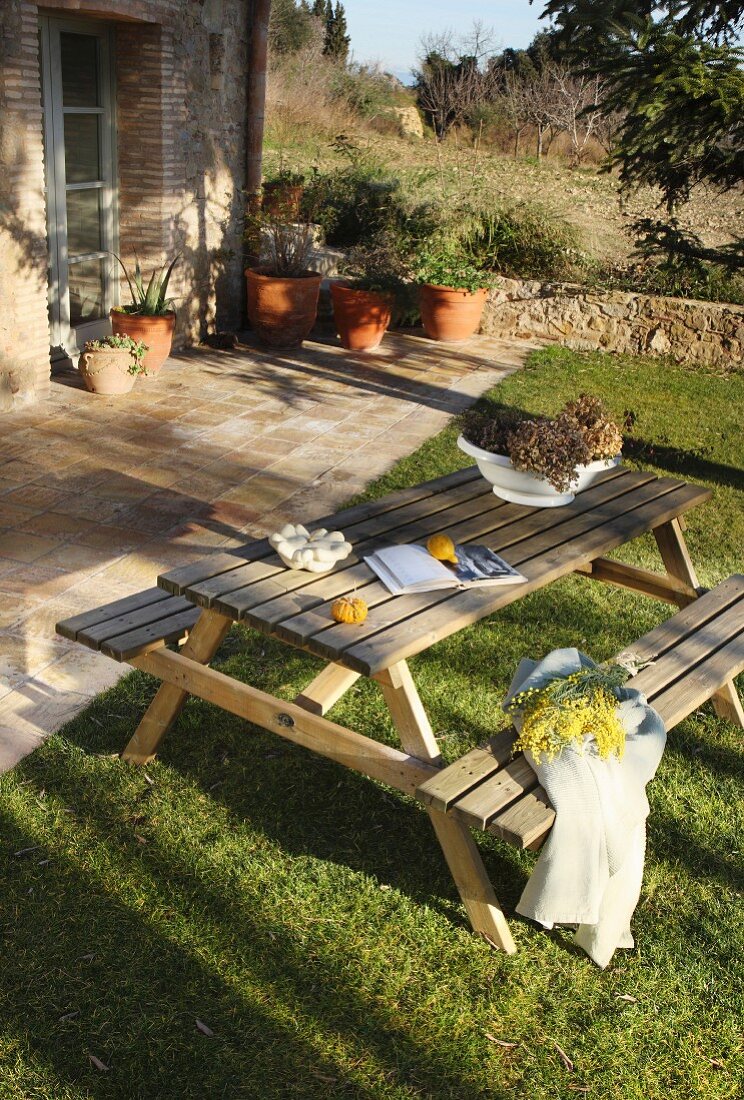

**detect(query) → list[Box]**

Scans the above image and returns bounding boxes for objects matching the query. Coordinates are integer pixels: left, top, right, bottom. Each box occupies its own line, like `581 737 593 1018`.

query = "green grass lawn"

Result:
1 347 742 1099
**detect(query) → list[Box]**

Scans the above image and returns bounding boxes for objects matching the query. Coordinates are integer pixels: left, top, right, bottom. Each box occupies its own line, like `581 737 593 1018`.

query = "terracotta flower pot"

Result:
245 267 322 349
419 283 488 342
330 282 392 351
78 348 138 396
110 309 175 375
262 181 304 219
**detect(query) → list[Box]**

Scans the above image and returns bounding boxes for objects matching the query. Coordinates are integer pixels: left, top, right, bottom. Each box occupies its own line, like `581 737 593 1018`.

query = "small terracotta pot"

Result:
110 309 175 374
245 267 322 349
79 348 138 396
419 283 488 342
331 282 392 352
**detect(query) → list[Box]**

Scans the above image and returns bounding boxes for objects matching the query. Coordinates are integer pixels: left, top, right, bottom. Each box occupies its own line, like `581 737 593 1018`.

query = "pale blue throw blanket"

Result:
503 648 667 968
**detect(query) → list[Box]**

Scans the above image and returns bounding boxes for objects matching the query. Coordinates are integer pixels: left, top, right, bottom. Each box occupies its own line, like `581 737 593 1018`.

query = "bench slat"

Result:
651 629 744 729
77 595 197 650
416 574 743 850
617 574 744 671
453 755 539 830
488 788 555 850
56 587 171 641
101 607 202 661
416 728 515 813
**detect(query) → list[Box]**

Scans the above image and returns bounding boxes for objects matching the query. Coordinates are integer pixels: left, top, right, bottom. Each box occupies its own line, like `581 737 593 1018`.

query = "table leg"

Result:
376 661 517 953
121 609 233 764
654 519 744 728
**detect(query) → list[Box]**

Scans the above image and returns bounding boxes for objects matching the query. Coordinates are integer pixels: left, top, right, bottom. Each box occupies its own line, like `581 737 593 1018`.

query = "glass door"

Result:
40 16 118 364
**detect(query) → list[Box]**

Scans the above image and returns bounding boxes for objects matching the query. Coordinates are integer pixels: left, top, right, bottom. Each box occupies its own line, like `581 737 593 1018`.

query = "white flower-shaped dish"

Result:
269 524 353 573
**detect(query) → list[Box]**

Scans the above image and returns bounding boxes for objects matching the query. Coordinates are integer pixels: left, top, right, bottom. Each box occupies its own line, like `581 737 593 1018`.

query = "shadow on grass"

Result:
1 747 515 1100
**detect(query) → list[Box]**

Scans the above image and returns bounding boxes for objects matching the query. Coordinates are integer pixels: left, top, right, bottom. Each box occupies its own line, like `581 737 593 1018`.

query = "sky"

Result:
342 1 547 83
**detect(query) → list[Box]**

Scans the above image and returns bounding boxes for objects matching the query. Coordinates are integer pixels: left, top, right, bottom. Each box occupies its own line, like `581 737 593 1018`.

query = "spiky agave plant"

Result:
113 252 179 316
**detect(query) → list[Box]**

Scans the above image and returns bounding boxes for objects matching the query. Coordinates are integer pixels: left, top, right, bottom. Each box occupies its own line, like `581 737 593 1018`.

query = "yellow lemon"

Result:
426 534 458 564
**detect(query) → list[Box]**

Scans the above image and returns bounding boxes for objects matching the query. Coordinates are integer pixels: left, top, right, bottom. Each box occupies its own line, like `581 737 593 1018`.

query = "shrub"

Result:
302 154 435 249
459 204 585 280
595 258 744 305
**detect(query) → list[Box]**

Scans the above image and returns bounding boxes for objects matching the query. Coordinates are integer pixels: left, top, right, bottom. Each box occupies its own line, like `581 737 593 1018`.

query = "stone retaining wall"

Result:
482 278 744 370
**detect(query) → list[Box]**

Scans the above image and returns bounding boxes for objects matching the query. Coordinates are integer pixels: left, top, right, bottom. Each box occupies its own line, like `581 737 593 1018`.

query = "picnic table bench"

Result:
57 465 744 954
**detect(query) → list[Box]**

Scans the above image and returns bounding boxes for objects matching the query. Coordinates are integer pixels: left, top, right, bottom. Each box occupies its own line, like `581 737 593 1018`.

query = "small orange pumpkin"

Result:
331 595 368 624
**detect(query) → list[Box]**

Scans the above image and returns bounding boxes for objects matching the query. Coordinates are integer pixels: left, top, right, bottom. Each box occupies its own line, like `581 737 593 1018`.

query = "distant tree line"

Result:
270 0 350 63
414 26 616 166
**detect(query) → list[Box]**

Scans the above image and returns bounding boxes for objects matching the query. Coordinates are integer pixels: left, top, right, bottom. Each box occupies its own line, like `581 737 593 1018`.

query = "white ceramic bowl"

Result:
457 434 620 507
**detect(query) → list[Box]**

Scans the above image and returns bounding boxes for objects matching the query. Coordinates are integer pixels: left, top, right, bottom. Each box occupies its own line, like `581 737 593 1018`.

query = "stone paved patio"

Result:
0 331 534 771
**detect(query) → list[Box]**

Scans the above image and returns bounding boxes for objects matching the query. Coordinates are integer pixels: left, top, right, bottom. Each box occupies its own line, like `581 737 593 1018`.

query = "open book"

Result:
364 543 526 596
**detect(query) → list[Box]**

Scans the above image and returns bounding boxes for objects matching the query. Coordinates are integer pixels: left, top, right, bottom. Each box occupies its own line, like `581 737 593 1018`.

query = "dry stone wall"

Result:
482 278 744 371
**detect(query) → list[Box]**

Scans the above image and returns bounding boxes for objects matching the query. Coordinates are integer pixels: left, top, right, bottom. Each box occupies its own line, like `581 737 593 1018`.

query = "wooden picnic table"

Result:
63 463 742 953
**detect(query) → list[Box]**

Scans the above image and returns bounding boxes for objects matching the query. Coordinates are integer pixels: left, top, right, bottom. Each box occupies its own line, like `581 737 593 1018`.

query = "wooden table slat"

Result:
192 476 497 611
279 473 677 660
268 469 645 649
159 466 481 595
342 480 710 674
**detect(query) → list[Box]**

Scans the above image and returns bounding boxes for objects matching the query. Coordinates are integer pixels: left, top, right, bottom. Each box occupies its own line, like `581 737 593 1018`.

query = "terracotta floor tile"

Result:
0 530 62 563
39 542 122 573
0 562 79 601
19 512 98 539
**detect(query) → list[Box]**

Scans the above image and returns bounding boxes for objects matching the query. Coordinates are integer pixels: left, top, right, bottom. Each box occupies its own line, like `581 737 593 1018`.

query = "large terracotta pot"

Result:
110 309 175 375
330 282 392 352
78 348 138 396
457 434 622 507
245 267 322 349
419 283 488 342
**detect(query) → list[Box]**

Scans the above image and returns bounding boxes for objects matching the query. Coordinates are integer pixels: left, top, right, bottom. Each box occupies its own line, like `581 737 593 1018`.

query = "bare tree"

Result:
501 70 532 157
547 68 604 165
415 24 499 141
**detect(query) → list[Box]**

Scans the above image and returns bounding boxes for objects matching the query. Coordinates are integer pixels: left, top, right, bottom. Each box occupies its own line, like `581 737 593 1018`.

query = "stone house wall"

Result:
0 0 253 411
482 278 744 370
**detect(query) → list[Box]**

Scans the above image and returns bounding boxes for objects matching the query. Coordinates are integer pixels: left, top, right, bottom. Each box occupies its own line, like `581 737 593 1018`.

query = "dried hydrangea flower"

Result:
560 394 623 461
507 417 590 493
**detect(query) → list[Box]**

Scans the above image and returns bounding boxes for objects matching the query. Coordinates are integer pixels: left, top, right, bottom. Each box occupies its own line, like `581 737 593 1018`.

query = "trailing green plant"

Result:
83 333 148 375
113 253 179 317
414 242 494 293
459 204 585 280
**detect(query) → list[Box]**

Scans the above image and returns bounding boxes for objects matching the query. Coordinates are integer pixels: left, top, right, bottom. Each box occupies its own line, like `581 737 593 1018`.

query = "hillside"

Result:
264 124 744 270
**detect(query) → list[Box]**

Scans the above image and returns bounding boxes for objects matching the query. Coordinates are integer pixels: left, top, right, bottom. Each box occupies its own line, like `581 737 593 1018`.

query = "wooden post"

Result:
379 661 517 953
246 0 271 198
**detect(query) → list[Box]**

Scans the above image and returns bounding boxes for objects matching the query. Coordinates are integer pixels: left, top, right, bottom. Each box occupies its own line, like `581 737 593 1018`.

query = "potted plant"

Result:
245 205 322 349
262 168 305 219
78 334 148 396
331 233 409 352
457 395 623 507
110 253 179 375
414 244 492 342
